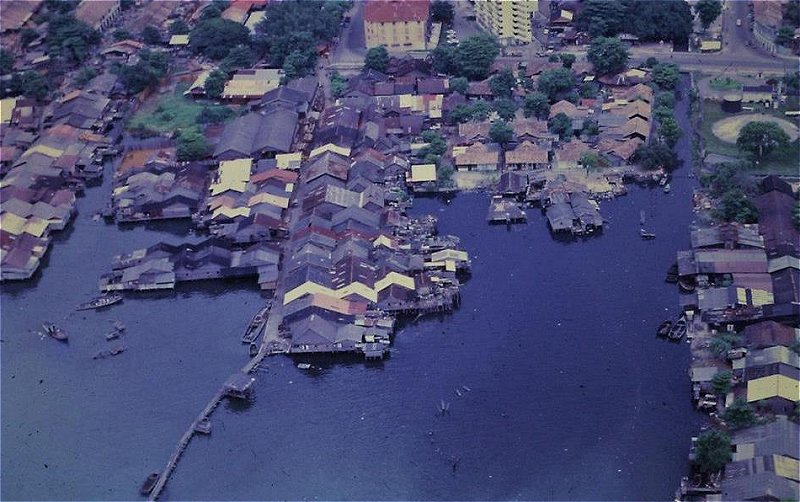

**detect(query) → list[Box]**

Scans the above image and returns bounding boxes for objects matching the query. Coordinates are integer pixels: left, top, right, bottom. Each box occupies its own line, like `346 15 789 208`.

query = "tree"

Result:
489 121 513 146
737 121 790 160
176 131 210 161
221 45 257 73
559 53 576 69
580 81 599 98
169 19 190 35
694 430 731 474
651 63 680 90
204 69 228 99
283 49 314 79
469 100 491 121
709 332 741 356
196 106 235 124
644 56 660 68
0 50 13 76
549 112 573 139
625 0 694 45
453 34 500 80
492 98 518 120
587 37 629 75
431 0 455 24
717 188 758 224
449 104 473 124
489 69 516 98
13 71 50 101
582 118 599 137
786 0 800 28
695 0 722 31
117 50 170 94
634 142 679 171
330 71 348 98
142 26 163 45
711 370 732 395
74 66 98 86
723 398 758 430
581 151 599 169
654 91 676 109
47 14 100 65
421 130 447 157
190 17 251 60
524 92 549 119
575 0 626 37
364 46 390 72
536 67 576 103
653 106 673 123
113 29 133 41
449 76 468 95
776 26 795 47
431 43 457 75
659 115 682 148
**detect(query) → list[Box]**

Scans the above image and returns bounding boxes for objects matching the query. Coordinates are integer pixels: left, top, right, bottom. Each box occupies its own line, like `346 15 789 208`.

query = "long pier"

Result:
148 300 286 501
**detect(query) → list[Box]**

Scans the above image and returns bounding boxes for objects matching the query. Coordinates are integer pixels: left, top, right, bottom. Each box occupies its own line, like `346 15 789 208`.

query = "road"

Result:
329 1 366 72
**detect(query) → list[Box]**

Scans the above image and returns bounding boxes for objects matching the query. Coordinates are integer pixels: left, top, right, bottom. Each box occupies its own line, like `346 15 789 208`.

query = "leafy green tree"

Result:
489 120 513 146
654 91 676 109
695 0 722 31
694 430 731 474
548 54 560 63
651 63 680 90
536 67 576 103
776 26 795 47
644 56 660 68
492 98 518 121
449 104 473 124
190 17 251 60
737 121 790 160
113 29 133 41
204 69 228 99
283 49 314 79
449 76 468 94
711 370 732 395
659 115 682 148
581 151 600 169
74 66 98 86
634 142 679 171
518 69 534 91
330 71 348 98
117 50 170 94
196 106 235 124
587 36 629 75
431 0 454 24
575 0 626 37
47 14 100 65
582 118 599 136
364 46 390 72
523 91 550 119
431 43 457 75
453 34 500 80
421 130 447 156
169 19 190 35
653 106 673 123
723 398 758 430
176 131 210 161
0 50 14 75
717 188 758 224
44 0 80 14
559 53 576 69
142 26 162 45
709 332 741 356
470 100 491 121
580 81 599 98
549 112 573 139
13 71 50 101
489 69 516 98
626 0 694 45
221 45 257 73
786 0 800 28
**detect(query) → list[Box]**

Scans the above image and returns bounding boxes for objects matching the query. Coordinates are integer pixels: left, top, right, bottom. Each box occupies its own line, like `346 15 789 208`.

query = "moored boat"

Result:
76 293 123 311
663 183 671 193
42 322 68 342
641 229 656 240
668 318 687 341
665 262 679 283
140 472 159 496
657 320 673 337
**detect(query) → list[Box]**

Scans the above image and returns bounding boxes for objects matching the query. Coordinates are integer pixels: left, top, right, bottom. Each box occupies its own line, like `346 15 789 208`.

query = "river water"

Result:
2 82 705 501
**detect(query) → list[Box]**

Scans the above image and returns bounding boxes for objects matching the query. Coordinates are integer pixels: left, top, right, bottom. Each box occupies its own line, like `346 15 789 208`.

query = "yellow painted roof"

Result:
212 205 250 220
275 152 302 169
23 217 48 237
747 374 799 402
309 143 350 159
410 164 436 183
222 69 282 98
701 40 722 50
0 97 18 124
737 287 774 306
247 192 289 208
1 212 27 235
431 248 468 262
169 34 189 46
23 144 64 159
211 159 252 195
774 455 800 481
186 69 213 93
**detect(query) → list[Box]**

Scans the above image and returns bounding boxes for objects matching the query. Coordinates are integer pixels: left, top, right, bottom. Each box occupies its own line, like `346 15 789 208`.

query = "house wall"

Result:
365 20 427 50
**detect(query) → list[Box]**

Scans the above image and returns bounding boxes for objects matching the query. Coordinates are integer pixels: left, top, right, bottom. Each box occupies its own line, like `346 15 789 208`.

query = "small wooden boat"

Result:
297 363 312 370
76 293 123 311
668 318 687 341
241 303 270 344
461 385 471 392
641 229 656 240
663 183 671 193
678 277 696 292
656 320 673 338
455 388 463 397
665 262 679 283
42 322 68 342
140 472 159 496
249 342 258 357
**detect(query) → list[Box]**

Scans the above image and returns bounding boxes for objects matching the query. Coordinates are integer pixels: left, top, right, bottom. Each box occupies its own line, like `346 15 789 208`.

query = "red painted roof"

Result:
364 0 430 23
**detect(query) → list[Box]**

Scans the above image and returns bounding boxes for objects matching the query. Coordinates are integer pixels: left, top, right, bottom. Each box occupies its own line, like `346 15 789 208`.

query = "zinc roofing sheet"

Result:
747 374 800 402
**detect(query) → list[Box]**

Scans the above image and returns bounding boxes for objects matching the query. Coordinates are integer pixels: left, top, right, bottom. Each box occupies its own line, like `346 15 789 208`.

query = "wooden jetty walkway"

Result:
148 299 286 501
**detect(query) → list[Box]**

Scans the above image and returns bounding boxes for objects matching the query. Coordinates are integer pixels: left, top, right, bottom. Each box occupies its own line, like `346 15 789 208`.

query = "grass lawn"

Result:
709 76 742 91
700 100 800 176
127 84 232 137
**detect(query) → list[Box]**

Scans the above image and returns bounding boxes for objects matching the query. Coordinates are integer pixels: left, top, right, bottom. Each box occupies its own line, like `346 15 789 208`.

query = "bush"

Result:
723 398 758 430
176 131 209 161
711 370 732 395
694 430 731 474
196 106 235 124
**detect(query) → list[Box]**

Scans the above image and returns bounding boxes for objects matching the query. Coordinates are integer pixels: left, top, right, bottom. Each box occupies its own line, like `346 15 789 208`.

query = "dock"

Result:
486 199 527 224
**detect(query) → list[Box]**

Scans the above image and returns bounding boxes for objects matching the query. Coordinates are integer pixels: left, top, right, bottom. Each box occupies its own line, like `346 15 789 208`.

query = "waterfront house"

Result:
453 142 500 172
363 0 430 51
221 68 283 102
505 141 549 170
214 109 299 160
743 321 800 350
553 139 591 170
755 176 799 257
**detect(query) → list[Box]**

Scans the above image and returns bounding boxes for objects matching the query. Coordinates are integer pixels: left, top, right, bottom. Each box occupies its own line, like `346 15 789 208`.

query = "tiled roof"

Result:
364 0 430 23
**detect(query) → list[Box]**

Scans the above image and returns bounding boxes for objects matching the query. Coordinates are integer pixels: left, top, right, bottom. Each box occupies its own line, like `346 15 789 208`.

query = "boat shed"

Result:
224 372 255 400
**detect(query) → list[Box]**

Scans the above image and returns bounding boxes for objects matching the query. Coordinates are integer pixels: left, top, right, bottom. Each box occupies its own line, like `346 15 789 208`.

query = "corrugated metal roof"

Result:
409 164 436 183
746 374 799 402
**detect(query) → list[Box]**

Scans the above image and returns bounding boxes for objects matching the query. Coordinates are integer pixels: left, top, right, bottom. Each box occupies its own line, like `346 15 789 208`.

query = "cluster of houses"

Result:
1 89 121 281
677 176 799 500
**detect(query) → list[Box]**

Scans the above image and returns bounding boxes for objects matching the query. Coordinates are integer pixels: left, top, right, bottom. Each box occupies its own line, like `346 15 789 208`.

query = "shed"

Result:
224 372 256 399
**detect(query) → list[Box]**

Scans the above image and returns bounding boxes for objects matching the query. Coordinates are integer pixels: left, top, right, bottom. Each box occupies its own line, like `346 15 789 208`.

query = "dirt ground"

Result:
711 114 800 144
